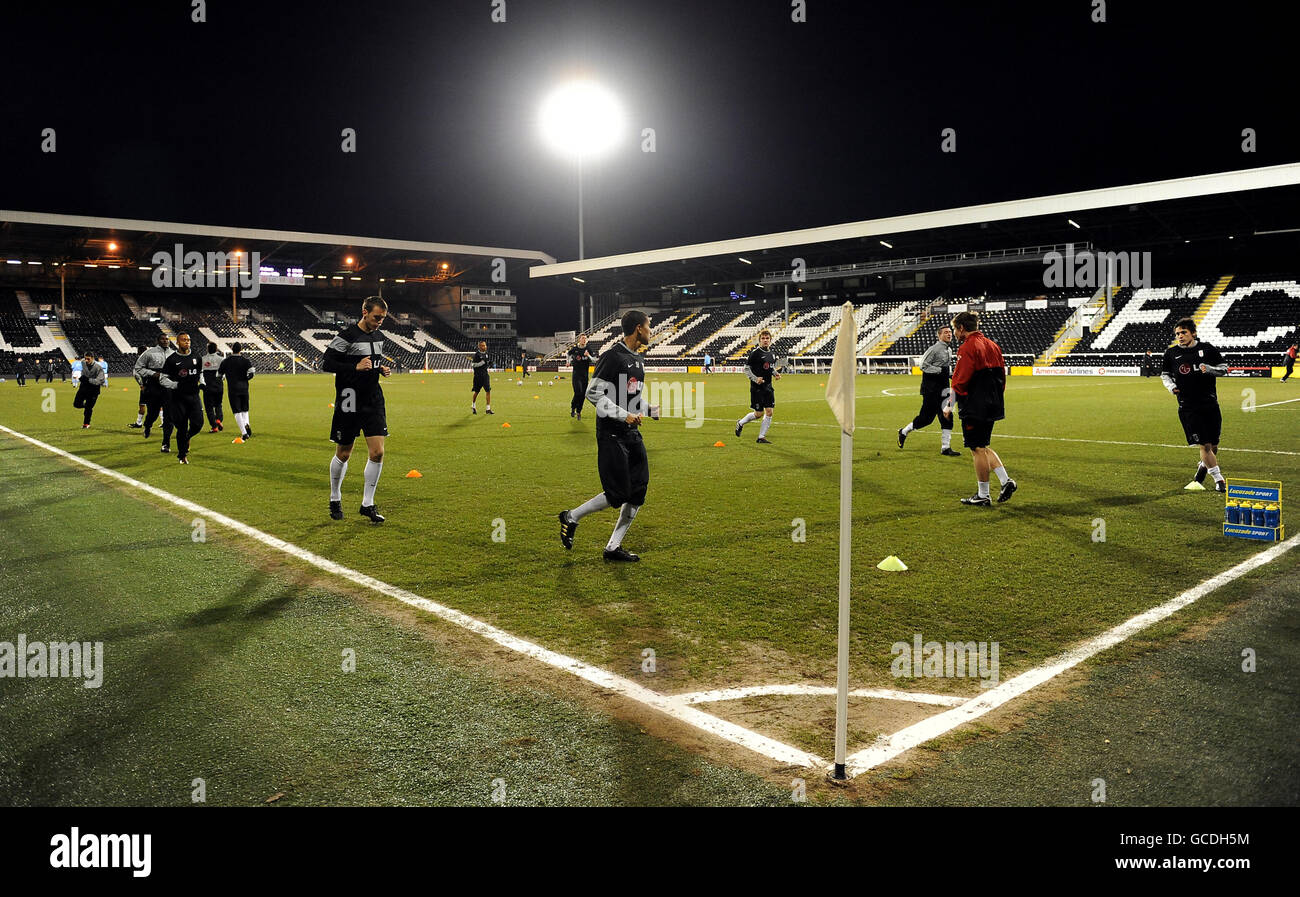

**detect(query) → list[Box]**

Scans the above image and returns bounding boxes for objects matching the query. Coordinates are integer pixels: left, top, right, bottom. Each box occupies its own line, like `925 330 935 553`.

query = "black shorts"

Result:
960 417 995 449
1178 404 1221 446
749 382 776 413
229 393 249 414
137 389 147 405
331 405 388 444
597 428 649 507
472 373 490 391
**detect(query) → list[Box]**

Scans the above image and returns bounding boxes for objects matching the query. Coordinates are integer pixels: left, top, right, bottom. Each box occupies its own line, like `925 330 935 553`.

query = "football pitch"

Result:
1 371 1297 805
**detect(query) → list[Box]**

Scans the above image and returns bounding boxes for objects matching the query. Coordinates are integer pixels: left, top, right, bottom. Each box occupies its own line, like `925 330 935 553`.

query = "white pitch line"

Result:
1256 395 1300 408
0 425 827 772
845 530 1300 777
677 684 966 707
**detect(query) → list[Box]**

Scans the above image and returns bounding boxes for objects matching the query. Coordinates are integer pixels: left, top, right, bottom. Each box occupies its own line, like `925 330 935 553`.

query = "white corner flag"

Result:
825 302 856 780
825 302 856 436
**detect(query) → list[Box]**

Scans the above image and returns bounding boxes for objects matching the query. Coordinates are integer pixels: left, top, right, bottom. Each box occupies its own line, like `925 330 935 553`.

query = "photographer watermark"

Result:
890 633 1000 688
1043 243 1150 289
151 243 262 299
0 634 103 688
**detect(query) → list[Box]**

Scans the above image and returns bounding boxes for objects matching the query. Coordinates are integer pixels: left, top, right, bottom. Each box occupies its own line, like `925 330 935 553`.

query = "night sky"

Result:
3 0 1295 330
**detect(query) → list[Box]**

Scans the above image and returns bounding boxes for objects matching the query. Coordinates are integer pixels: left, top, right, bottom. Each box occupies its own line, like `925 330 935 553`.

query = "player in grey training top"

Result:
133 334 172 441
898 325 960 456
200 342 225 432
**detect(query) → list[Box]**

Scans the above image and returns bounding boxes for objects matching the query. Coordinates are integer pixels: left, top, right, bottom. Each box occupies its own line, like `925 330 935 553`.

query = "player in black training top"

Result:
557 310 658 562
158 332 204 464
218 342 256 439
1161 317 1229 492
470 340 492 414
568 333 593 419
323 297 391 523
735 328 780 443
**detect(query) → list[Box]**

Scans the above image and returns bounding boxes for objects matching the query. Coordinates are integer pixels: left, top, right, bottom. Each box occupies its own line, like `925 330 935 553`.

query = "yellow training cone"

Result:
405 470 423 478
877 555 908 572
1184 481 1207 491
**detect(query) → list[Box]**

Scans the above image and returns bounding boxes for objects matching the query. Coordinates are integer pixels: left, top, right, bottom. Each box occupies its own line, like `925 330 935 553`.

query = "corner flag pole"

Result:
824 302 857 780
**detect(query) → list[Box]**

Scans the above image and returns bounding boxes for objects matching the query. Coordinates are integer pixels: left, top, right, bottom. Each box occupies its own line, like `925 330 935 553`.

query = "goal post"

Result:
242 350 302 374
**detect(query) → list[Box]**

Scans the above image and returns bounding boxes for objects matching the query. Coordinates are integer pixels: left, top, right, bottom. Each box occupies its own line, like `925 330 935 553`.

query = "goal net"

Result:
788 355 917 375
242 350 302 375
424 351 474 372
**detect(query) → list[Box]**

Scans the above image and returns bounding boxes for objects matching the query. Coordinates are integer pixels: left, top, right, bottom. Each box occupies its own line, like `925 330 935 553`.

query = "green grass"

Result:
0 370 1295 777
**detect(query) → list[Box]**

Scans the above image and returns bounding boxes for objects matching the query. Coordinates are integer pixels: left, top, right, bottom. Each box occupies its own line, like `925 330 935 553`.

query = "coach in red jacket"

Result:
950 311 1017 506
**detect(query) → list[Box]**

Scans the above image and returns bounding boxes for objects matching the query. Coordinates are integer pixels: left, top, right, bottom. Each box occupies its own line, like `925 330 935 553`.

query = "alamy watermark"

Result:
891 633 999 688
1 634 103 688
1043 243 1150 289
593 375 704 428
151 243 262 298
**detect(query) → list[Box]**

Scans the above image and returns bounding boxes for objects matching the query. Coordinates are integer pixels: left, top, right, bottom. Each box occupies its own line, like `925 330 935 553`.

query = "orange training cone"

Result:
405 470 423 478
713 440 726 447
232 437 244 444
502 422 511 428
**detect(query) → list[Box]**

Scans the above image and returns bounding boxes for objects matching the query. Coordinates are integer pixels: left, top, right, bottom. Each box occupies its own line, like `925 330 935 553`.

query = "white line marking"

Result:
677 684 966 707
1256 396 1300 408
845 530 1300 777
0 425 827 771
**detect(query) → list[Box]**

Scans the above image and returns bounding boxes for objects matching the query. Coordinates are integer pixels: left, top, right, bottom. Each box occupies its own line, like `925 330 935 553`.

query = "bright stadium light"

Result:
539 78 625 330
539 80 625 159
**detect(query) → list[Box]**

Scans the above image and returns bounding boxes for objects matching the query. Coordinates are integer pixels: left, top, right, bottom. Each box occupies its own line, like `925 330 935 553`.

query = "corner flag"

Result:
825 303 856 435
825 301 856 780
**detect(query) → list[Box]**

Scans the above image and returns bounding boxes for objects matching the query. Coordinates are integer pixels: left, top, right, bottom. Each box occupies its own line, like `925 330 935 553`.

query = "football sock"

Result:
738 412 757 428
1194 463 1207 483
571 493 611 521
606 504 639 550
941 428 952 450
329 457 347 501
1208 465 1224 483
992 466 1010 486
362 459 383 506
902 423 915 435
759 416 773 438
978 480 991 499
486 404 491 411
135 412 144 424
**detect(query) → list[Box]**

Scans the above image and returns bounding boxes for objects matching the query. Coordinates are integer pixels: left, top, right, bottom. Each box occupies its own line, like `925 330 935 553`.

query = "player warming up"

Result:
71 353 105 427
200 342 225 432
219 343 256 439
158 333 204 464
898 325 961 456
1162 317 1229 492
470 340 493 414
558 310 658 562
951 312 1016 506
324 297 392 523
568 334 593 419
133 335 171 442
735 329 780 443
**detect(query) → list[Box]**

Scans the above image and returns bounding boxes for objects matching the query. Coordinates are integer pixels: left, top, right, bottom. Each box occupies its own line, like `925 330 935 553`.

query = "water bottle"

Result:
1225 500 1238 525
1266 504 1281 528
1253 503 1267 527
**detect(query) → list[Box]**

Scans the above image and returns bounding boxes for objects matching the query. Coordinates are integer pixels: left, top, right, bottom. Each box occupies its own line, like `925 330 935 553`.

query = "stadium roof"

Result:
528 163 1300 293
0 210 556 285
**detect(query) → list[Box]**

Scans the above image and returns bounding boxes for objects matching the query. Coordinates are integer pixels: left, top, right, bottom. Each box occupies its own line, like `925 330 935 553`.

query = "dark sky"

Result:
3 0 1296 330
